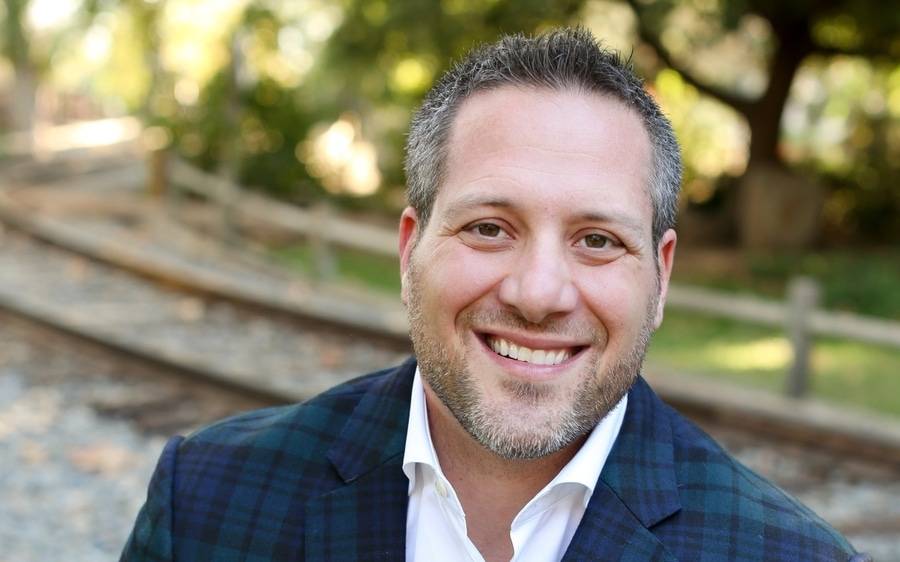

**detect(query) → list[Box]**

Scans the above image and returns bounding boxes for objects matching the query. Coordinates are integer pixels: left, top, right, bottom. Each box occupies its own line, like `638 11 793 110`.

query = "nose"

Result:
497 240 578 324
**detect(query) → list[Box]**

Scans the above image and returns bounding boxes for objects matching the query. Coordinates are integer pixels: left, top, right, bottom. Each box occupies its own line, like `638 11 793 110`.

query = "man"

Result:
122 29 868 561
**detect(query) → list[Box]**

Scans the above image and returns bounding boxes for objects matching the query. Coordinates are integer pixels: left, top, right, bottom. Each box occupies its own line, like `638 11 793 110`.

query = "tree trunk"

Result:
11 65 36 134
738 17 823 250
4 0 36 151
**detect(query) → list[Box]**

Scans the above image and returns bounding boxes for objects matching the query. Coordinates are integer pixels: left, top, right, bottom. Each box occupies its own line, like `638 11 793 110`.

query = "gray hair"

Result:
404 28 681 245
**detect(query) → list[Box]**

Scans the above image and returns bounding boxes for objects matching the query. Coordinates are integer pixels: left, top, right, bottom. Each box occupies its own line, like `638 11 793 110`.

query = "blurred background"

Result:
0 0 899 560
3 0 897 407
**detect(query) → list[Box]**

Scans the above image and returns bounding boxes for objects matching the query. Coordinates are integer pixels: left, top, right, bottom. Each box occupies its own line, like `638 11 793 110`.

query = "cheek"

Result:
414 244 507 318
576 264 656 335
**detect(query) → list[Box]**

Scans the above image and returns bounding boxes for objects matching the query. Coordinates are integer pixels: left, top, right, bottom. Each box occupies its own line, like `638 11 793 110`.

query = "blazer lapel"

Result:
306 359 416 561
305 459 409 561
562 484 678 561
564 376 682 561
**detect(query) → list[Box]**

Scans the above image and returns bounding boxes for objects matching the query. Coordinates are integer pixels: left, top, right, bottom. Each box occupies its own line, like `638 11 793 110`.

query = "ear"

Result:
652 228 677 330
398 207 420 305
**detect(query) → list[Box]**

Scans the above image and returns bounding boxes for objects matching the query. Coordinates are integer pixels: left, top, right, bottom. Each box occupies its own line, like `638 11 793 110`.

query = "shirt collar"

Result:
544 388 627 506
402 366 628 504
402 367 440 493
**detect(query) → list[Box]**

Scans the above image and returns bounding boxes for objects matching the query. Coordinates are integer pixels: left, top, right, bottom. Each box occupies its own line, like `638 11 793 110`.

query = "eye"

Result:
474 223 502 237
583 233 612 249
459 220 513 249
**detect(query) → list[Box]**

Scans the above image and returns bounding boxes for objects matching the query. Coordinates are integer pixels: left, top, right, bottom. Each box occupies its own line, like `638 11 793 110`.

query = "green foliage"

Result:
674 250 900 320
751 252 900 320
629 0 900 246
2 0 898 244
157 0 586 208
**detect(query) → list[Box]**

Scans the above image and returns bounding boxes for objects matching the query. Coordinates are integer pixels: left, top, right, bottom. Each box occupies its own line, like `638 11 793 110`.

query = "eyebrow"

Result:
442 194 647 236
574 210 647 237
442 195 515 220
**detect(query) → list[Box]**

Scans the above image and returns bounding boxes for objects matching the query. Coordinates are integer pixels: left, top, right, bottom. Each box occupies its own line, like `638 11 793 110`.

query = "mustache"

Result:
460 308 602 342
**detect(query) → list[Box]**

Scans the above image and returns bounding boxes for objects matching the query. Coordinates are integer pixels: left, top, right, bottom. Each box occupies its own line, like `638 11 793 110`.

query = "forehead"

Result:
439 86 654 230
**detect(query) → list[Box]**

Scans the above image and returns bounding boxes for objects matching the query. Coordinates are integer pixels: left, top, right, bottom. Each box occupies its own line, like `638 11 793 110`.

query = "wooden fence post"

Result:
146 147 168 199
310 202 338 282
215 28 244 246
785 276 819 398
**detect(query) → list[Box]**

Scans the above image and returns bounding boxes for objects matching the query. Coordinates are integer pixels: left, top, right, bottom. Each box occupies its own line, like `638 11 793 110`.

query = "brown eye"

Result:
583 233 610 248
476 223 501 237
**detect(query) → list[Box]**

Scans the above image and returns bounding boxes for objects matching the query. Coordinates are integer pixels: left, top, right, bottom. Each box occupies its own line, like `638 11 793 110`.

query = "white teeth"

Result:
544 350 558 366
487 337 572 366
544 351 557 366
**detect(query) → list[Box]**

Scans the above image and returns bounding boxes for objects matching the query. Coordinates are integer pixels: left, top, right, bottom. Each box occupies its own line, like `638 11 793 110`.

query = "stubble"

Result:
405 257 657 460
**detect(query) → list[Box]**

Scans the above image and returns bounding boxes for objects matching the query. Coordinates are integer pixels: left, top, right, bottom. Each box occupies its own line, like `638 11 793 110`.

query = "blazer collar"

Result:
564 376 682 560
326 357 416 483
600 375 682 527
306 359 416 560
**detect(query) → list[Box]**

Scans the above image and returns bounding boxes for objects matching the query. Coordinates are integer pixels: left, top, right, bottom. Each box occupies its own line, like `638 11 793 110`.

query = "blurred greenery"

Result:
272 244 401 294
1 0 898 245
674 249 900 320
2 0 898 413
649 310 900 417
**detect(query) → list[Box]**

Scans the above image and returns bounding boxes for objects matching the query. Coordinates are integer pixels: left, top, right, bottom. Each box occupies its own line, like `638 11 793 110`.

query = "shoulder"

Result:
660 399 856 559
121 360 415 560
166 359 414 505
179 361 408 459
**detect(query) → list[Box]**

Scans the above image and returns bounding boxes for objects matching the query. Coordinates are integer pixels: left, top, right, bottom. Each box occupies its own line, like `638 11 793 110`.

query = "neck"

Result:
423 384 585 514
423 385 586 561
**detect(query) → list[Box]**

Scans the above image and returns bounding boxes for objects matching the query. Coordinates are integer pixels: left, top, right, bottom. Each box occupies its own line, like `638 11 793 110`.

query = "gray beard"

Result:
405 259 656 460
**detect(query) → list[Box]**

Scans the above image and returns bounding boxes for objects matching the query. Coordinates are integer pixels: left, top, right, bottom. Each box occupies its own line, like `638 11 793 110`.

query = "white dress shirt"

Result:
402 368 627 562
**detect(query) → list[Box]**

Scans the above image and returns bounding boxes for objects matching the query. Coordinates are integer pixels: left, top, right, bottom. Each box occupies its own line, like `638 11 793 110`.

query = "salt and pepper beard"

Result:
405 256 658 460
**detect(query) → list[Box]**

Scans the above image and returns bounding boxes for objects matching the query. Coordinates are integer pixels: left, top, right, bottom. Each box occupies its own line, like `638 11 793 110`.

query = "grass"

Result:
271 244 402 294
270 242 900 417
649 310 900 417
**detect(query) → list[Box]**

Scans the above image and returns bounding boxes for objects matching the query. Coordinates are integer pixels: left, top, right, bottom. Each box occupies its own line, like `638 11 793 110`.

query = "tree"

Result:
2 0 36 142
1 0 105 149
626 0 900 249
300 0 587 206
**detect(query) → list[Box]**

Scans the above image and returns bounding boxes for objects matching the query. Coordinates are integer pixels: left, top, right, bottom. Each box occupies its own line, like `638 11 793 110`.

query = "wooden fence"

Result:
154 150 900 398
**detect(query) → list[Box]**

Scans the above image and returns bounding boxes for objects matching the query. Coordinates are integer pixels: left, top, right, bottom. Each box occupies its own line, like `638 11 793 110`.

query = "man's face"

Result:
399 86 676 459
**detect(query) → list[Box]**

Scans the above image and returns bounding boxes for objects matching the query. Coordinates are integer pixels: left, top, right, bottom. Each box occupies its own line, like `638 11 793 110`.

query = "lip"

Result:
472 330 588 382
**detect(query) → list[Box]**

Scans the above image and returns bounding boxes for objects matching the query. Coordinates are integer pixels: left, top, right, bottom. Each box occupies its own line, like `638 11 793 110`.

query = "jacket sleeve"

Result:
120 436 184 562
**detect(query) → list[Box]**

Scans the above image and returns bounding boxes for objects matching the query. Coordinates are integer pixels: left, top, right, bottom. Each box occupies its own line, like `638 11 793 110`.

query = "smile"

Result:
485 336 576 366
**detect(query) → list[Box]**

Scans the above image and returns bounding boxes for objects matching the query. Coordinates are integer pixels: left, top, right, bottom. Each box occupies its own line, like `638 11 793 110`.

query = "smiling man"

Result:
123 29 868 562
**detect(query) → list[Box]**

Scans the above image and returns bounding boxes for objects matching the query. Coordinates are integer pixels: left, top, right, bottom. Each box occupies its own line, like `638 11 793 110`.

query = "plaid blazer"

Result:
122 358 868 561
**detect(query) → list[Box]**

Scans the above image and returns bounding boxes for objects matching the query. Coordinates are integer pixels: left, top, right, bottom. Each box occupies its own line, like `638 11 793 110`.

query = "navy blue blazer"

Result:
122 358 866 561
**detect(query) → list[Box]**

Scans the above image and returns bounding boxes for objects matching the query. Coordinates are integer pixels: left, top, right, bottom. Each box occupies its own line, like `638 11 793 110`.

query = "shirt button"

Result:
435 479 448 498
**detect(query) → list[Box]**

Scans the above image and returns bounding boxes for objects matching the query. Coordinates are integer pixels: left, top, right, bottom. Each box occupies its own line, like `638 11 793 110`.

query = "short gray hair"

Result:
404 28 681 244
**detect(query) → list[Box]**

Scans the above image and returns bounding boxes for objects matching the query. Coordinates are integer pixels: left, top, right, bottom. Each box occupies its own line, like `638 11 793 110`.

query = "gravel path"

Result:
1 215 897 560
0 312 268 562
0 227 407 400
4 310 896 561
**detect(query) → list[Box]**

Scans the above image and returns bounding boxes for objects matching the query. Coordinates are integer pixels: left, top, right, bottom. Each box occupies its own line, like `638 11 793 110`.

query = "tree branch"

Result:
625 0 755 118
812 42 896 60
